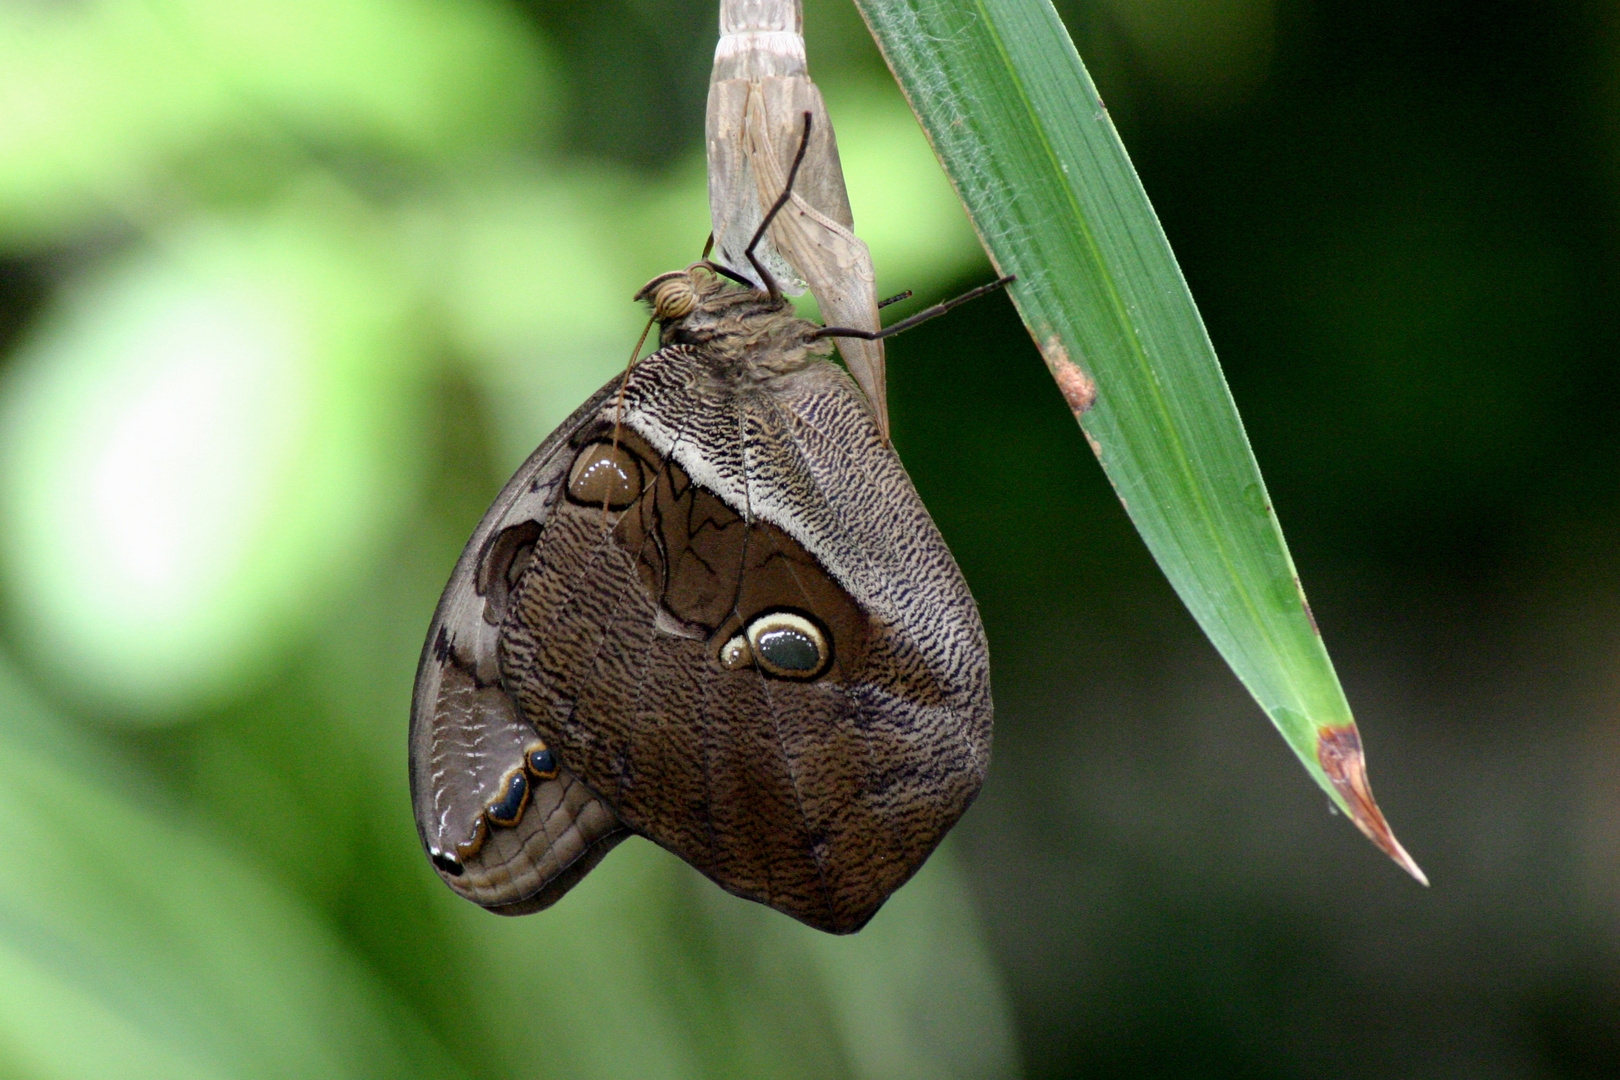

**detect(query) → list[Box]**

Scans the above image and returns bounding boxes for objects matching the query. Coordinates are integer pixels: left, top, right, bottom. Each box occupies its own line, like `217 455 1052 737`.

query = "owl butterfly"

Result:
707 0 889 435
409 117 998 935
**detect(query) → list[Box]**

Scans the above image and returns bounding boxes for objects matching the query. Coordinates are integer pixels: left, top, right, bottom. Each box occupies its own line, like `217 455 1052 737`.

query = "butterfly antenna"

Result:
612 311 658 441
625 310 657 371
812 275 1017 342
741 111 815 303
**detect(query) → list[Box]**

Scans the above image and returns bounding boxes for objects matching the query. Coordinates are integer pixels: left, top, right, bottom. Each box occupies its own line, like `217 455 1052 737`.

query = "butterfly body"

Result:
410 269 991 933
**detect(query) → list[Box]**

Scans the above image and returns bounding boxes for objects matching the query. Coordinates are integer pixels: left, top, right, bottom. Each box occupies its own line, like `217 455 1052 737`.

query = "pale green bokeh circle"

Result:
0 209 425 718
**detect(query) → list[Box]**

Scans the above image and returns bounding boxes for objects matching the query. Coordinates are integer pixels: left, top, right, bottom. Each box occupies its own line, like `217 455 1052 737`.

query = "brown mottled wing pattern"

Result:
497 343 991 933
409 381 630 914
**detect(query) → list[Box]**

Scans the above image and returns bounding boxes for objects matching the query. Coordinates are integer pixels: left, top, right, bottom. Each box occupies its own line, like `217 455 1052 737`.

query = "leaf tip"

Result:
1317 723 1428 886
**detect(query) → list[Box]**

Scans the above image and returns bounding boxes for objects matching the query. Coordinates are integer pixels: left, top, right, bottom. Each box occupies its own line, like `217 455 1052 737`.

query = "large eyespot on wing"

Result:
717 609 832 680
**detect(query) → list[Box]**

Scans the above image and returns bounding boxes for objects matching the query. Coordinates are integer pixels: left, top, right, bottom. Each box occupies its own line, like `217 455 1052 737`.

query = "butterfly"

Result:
409 116 1001 935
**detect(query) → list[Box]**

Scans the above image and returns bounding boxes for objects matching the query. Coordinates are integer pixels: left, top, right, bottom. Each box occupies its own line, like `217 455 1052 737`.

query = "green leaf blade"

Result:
855 0 1423 882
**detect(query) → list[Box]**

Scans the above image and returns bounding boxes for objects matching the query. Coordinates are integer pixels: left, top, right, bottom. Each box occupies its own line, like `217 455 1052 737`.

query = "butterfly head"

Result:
634 266 830 374
637 268 705 321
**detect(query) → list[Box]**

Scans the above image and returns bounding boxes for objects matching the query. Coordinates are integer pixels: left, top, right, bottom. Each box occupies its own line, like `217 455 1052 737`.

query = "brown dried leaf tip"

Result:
1317 724 1428 885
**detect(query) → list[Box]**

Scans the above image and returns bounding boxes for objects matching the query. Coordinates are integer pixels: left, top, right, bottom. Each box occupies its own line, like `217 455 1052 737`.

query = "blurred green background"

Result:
1 0 1617 1077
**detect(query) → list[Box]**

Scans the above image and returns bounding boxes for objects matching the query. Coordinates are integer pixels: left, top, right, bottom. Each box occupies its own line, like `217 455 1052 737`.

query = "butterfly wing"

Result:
409 380 630 913
498 344 991 933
